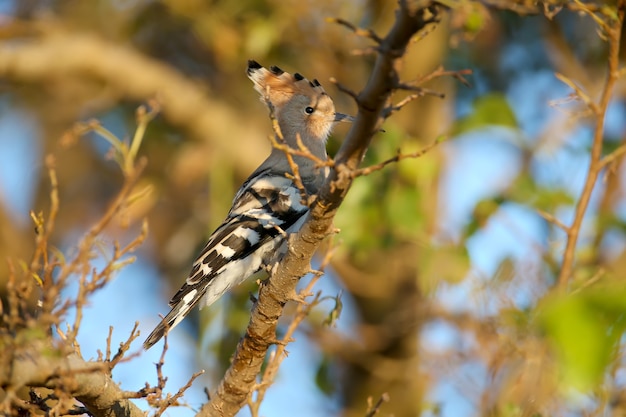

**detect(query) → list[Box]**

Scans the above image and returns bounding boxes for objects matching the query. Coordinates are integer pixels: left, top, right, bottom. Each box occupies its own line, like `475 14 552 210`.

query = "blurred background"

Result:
1 1 626 416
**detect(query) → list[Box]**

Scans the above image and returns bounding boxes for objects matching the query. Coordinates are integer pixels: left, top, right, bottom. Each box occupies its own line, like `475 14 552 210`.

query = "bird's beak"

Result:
333 113 355 123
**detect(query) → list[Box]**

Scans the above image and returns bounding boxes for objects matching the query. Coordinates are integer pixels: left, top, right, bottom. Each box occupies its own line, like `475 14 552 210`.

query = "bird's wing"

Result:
143 173 309 349
168 173 308 308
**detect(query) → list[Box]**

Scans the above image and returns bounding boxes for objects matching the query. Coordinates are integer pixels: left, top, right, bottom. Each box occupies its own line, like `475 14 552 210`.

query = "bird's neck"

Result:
278 123 328 162
268 129 329 193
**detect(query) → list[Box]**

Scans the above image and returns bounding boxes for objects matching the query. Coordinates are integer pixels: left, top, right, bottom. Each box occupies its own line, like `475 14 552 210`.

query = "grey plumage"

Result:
143 60 351 350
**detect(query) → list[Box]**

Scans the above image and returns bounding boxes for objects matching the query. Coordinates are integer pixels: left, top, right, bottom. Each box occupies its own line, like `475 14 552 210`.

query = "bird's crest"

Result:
246 60 352 144
246 59 328 108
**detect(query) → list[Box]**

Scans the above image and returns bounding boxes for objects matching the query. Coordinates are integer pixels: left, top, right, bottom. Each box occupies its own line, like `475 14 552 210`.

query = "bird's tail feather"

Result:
143 298 195 350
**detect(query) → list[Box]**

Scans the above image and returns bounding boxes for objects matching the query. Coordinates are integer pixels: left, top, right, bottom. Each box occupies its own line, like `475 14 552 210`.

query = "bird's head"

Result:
247 60 353 146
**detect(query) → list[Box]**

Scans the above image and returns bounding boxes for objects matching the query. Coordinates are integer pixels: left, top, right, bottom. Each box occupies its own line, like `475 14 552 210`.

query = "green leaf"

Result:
396 141 440 184
508 174 574 211
322 292 343 327
464 196 504 237
464 8 485 33
452 93 518 136
386 185 424 239
315 355 335 395
538 287 626 390
418 244 470 292
334 178 382 252
492 257 516 284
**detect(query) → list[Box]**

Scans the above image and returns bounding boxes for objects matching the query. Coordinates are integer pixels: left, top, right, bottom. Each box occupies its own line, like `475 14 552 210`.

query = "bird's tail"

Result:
143 299 195 350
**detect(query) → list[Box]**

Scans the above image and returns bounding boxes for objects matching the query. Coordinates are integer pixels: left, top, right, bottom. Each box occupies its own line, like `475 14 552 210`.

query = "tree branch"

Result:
201 2 445 416
556 4 624 289
0 343 144 417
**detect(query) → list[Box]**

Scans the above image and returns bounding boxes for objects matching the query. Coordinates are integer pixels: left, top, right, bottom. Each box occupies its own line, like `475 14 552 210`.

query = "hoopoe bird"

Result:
144 60 353 349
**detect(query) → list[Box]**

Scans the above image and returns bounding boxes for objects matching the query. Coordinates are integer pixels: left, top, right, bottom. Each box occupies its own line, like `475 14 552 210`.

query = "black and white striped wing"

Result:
143 174 308 349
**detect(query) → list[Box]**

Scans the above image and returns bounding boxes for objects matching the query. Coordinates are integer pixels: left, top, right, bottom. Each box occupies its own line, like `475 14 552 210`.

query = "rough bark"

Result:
0 343 143 417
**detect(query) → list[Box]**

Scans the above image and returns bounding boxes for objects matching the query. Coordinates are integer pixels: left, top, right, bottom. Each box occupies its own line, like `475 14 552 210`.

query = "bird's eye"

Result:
304 106 315 114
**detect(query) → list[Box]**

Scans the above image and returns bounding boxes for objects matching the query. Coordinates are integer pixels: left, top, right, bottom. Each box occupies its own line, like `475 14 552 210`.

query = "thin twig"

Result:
365 393 390 417
383 94 420 117
105 326 114 361
570 267 605 294
265 93 335 203
599 142 626 169
396 82 445 98
265 96 306 199
351 46 381 56
127 100 160 176
154 371 205 417
557 5 624 289
327 17 383 44
351 138 443 178
109 322 141 368
266 133 332 169
536 209 569 232
554 72 597 112
330 77 359 101
417 66 473 87
383 66 472 117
